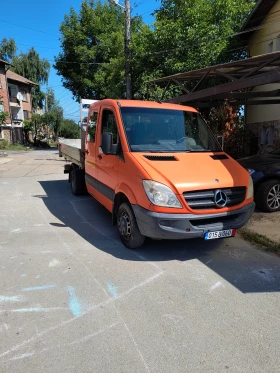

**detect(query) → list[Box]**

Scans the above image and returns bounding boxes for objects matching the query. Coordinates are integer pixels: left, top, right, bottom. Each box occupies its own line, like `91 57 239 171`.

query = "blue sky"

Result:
0 0 158 121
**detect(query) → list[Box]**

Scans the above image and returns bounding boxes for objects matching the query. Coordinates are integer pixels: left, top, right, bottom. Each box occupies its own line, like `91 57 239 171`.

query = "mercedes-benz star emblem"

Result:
214 190 228 208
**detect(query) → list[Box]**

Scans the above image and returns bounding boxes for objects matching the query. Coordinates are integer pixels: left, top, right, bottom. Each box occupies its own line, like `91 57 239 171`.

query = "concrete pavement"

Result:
0 149 279 373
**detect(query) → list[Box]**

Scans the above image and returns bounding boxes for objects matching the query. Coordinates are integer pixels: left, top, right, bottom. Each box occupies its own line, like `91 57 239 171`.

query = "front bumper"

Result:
132 201 255 240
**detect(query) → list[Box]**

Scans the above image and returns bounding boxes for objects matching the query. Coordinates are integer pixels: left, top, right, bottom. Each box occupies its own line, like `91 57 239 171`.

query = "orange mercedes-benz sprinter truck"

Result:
60 99 255 249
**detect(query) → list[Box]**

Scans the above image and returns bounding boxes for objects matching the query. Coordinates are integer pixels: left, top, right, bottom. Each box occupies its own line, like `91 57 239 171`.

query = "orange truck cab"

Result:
59 99 255 249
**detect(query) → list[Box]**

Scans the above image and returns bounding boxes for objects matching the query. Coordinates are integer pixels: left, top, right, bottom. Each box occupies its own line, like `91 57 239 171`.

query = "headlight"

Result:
247 168 255 175
247 175 254 199
143 180 182 208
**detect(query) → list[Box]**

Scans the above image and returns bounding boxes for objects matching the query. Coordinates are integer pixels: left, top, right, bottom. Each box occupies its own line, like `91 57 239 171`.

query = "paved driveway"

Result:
0 150 279 373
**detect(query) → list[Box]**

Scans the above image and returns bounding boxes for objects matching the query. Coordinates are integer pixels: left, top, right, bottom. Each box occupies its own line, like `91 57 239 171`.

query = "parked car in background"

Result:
238 148 280 212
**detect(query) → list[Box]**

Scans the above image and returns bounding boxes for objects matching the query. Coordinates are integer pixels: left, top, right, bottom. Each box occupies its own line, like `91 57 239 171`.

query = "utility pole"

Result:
125 0 132 99
108 0 132 99
45 91 49 144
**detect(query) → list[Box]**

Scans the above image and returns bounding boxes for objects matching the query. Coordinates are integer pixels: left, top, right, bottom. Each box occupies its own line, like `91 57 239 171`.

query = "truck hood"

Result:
131 152 249 194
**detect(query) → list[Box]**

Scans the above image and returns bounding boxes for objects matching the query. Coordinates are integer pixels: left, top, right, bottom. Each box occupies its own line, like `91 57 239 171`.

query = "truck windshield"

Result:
120 107 221 153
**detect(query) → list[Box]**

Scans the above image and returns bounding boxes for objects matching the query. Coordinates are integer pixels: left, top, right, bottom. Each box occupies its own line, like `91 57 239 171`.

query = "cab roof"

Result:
89 99 198 112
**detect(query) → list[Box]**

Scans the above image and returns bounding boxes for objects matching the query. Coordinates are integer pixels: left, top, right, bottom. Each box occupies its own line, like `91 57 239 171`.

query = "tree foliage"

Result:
12 48 50 110
59 119 80 138
54 0 152 100
0 38 17 62
153 0 256 75
55 0 256 100
0 38 50 110
0 95 9 125
29 113 43 143
43 107 63 137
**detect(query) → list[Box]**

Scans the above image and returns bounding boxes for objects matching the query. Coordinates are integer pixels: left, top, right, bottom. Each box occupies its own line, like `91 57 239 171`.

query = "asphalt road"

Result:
0 149 279 373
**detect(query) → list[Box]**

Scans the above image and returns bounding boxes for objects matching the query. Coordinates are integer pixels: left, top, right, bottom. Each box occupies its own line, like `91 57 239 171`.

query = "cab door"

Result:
85 109 99 198
95 107 120 212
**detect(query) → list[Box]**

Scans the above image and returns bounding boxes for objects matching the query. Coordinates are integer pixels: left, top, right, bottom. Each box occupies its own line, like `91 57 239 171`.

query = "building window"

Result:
21 90 27 102
0 103 3 112
23 110 29 120
268 41 273 53
8 84 18 98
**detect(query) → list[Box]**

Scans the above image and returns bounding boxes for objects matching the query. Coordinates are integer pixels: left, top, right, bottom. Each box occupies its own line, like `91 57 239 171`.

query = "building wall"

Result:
0 66 11 124
1 69 34 143
0 128 11 144
246 1 280 126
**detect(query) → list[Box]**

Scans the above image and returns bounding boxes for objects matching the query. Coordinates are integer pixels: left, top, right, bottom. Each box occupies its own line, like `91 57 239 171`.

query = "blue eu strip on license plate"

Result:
204 229 236 240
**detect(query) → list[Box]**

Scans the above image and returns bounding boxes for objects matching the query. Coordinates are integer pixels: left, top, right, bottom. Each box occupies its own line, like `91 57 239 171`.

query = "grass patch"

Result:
240 228 280 255
6 144 33 151
49 142 58 148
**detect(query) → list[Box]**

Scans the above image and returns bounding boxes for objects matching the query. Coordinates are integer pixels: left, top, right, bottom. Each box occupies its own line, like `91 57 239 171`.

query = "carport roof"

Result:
147 51 280 106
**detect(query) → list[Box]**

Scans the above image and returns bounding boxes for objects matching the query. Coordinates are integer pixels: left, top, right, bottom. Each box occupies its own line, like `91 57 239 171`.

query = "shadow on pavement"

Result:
37 179 280 294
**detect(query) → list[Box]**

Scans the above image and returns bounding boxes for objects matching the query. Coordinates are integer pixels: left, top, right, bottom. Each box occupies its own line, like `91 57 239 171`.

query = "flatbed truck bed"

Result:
58 139 84 168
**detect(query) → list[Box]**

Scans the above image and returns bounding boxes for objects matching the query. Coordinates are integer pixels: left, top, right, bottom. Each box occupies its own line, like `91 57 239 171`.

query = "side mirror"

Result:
217 135 224 149
101 132 112 155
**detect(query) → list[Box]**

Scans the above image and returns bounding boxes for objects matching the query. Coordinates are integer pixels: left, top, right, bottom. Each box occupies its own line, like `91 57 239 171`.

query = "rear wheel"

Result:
256 179 280 212
117 203 145 249
70 166 86 196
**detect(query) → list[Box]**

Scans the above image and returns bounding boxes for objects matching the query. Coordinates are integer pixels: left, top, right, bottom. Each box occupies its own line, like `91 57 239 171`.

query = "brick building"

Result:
0 58 37 144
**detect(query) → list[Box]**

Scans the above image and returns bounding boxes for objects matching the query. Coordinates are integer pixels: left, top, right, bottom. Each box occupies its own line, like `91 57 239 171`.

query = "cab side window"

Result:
87 112 98 142
101 110 118 144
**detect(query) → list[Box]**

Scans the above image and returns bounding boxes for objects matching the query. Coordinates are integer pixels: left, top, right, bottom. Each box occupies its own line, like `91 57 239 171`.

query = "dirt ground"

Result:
246 209 280 242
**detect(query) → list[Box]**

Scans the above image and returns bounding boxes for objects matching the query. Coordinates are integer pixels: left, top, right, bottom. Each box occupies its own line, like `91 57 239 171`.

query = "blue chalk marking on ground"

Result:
0 295 21 302
106 281 118 299
22 285 56 291
67 286 82 317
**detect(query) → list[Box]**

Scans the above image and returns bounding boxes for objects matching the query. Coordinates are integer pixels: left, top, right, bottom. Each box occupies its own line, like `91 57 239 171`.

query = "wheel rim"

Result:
118 212 131 239
267 183 280 210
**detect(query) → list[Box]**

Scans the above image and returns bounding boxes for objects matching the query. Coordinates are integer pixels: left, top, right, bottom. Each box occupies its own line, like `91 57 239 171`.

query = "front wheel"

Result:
256 179 280 212
117 203 145 249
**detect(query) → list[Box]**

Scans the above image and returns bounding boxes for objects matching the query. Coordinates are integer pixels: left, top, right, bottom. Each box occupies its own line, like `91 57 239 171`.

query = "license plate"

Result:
204 229 236 240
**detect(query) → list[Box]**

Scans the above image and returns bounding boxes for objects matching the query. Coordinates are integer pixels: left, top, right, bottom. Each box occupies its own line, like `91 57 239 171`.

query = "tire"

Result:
70 166 86 196
256 179 280 212
117 203 145 249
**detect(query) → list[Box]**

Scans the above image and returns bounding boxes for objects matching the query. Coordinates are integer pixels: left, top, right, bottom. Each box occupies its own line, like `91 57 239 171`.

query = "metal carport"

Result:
147 51 280 108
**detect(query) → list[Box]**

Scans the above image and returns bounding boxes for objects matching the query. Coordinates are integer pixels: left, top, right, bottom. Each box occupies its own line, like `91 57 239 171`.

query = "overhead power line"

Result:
0 19 58 37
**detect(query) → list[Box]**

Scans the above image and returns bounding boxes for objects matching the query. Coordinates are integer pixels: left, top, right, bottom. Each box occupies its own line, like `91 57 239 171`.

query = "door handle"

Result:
97 154 102 160
85 149 89 155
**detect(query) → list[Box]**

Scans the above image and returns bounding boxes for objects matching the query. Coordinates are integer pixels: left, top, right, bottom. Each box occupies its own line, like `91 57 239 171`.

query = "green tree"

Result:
30 113 43 144
0 38 17 62
23 120 33 144
0 95 9 125
152 0 256 77
45 88 58 112
54 0 153 100
59 119 80 138
12 47 50 110
43 107 63 138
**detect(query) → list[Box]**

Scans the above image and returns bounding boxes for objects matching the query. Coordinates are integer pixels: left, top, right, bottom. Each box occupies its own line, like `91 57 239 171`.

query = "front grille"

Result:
183 187 246 210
